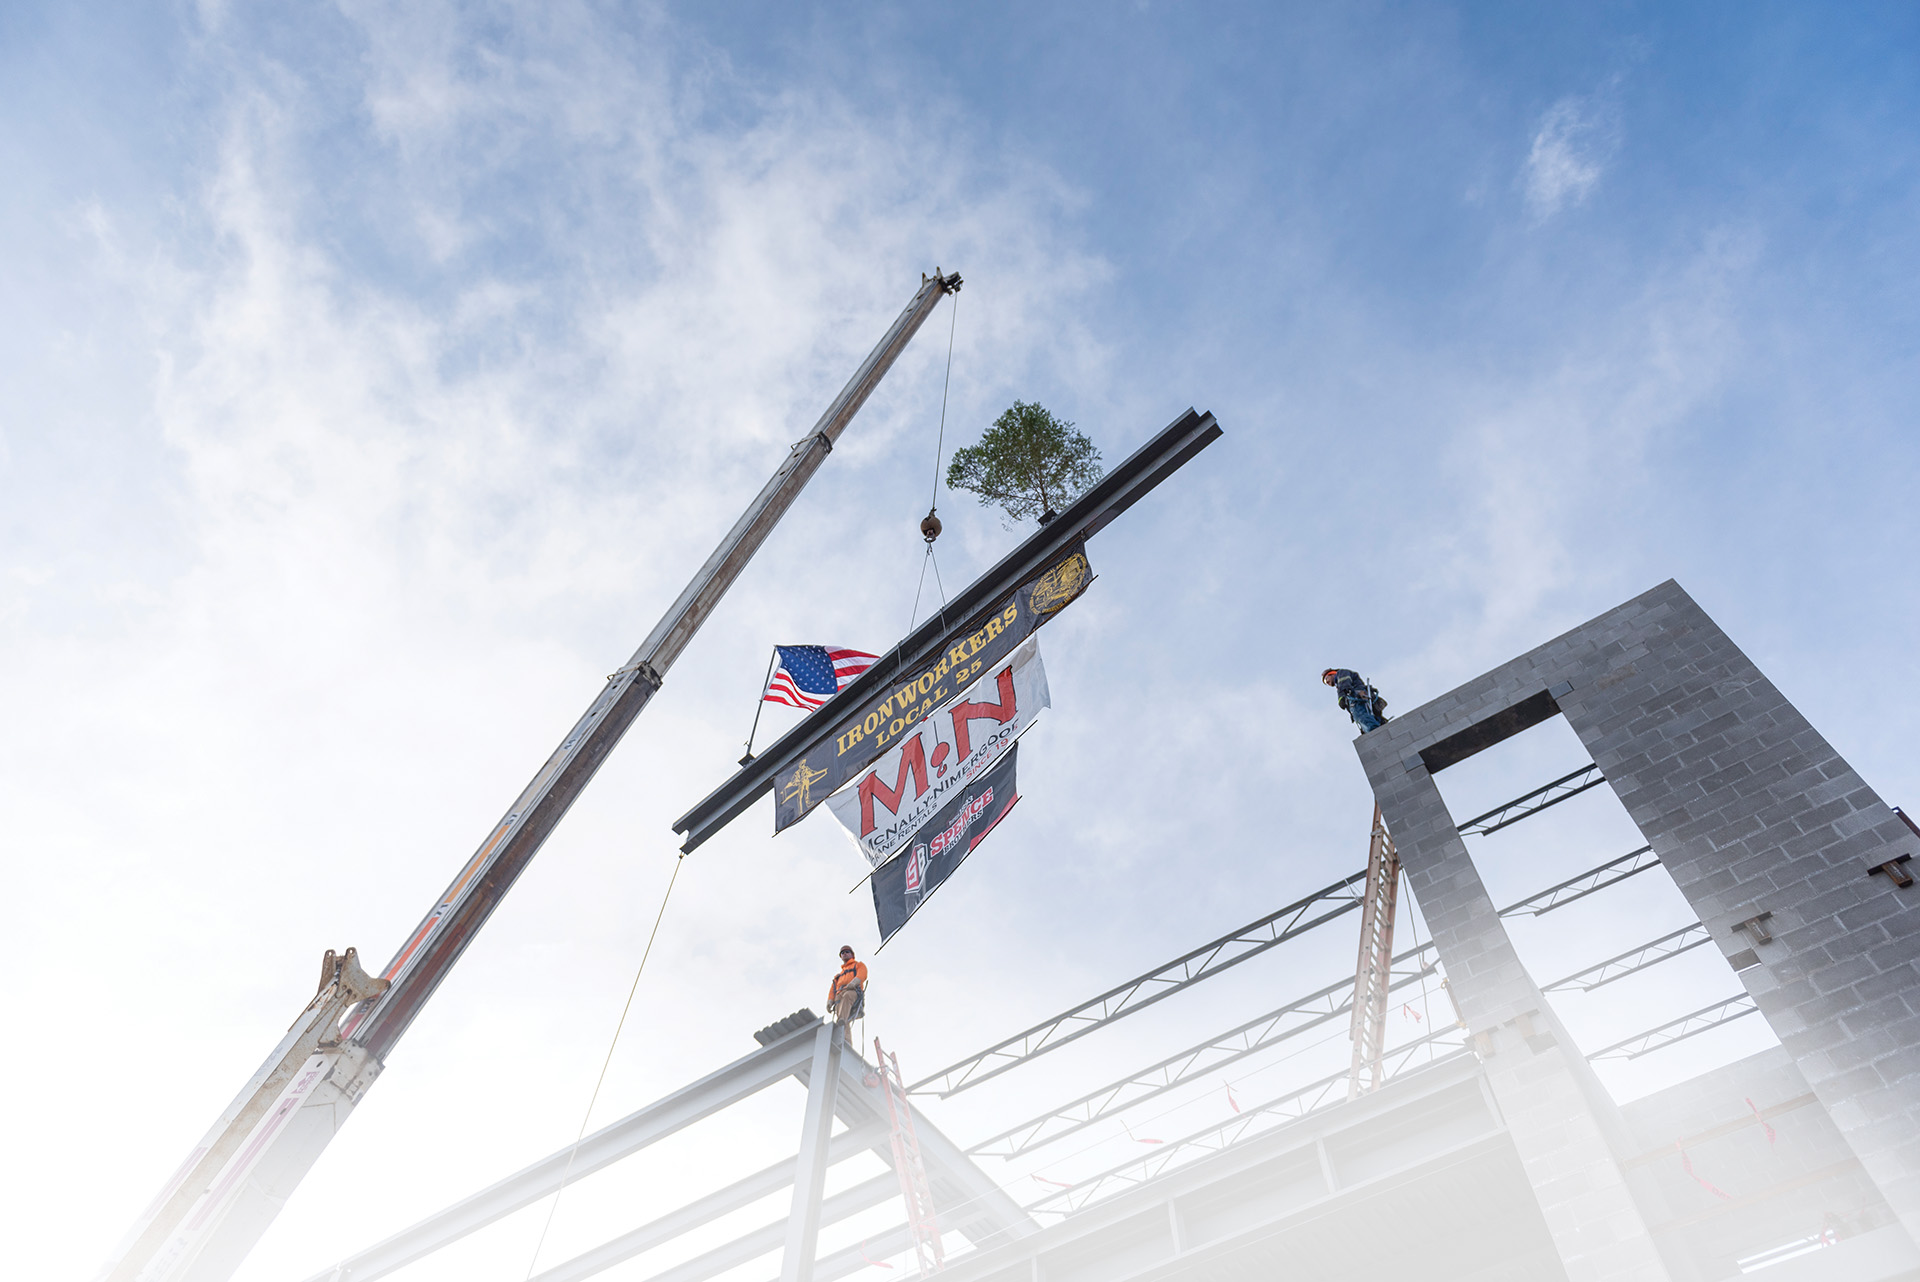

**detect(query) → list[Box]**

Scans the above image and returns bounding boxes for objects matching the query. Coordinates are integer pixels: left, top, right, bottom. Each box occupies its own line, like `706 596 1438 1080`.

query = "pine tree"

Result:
945 401 1103 526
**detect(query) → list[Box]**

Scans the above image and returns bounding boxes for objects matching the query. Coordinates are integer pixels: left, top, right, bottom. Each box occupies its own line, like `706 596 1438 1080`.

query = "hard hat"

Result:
1321 669 1339 680
839 945 856 958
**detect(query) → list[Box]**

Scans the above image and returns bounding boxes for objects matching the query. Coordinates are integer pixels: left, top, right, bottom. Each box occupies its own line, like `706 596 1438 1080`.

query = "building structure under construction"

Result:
304 580 1920 1282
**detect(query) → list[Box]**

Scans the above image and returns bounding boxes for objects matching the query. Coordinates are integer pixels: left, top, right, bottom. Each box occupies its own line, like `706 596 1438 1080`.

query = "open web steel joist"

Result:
907 871 1370 1098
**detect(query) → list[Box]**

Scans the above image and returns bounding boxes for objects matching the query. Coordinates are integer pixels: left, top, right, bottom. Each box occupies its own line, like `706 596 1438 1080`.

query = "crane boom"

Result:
101 270 962 1282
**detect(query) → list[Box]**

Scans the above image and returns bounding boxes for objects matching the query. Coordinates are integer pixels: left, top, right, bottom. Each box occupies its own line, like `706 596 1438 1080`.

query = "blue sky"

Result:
5 4 1918 1280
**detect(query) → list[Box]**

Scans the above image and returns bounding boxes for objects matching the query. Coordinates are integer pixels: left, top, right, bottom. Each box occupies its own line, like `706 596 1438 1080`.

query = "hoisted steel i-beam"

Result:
673 407 1224 855
104 271 963 1282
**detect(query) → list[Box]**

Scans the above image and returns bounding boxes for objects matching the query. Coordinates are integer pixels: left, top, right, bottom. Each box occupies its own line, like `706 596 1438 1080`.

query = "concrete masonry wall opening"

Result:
1426 710 1782 1104
1353 580 1920 1280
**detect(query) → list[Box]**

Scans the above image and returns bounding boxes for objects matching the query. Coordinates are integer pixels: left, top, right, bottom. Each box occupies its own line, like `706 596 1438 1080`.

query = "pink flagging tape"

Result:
1676 1142 1734 1200
1747 1097 1778 1148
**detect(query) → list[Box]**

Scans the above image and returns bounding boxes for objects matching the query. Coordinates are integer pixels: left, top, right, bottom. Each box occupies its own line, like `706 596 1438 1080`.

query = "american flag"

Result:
763 645 879 710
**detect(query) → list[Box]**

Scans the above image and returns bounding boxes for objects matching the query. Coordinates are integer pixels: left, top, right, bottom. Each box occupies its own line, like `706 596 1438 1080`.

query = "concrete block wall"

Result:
1620 1046 1902 1276
1354 580 1920 1268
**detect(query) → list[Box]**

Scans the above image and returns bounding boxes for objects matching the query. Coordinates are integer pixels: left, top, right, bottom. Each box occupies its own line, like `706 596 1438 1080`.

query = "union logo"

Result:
1028 552 1090 617
781 758 831 813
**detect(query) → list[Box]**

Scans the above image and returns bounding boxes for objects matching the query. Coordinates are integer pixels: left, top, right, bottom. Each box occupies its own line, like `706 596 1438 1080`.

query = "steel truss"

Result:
1346 807 1401 1098
909 871 1371 1097
1498 845 1660 917
1457 763 1606 836
1587 993 1760 1061
1023 1028 1473 1216
1541 922 1711 993
968 945 1440 1159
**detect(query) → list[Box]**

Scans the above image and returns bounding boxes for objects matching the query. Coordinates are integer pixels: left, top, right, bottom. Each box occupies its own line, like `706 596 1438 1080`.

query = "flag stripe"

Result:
762 645 876 710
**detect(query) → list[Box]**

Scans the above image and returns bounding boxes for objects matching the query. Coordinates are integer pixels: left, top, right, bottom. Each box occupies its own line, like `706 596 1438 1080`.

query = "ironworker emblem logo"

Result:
1028 552 1090 617
781 758 831 813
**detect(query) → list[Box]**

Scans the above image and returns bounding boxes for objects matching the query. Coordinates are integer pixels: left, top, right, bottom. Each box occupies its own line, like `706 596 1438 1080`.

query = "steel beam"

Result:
300 1028 820 1282
910 871 1369 1097
828 1047 1036 1245
1586 993 1760 1061
1497 845 1660 917
674 408 1223 855
524 1126 885 1282
1541 922 1711 994
1457 763 1606 837
969 944 1439 1159
1024 1029 1473 1215
632 1175 900 1282
780 1025 842 1282
788 1225 916 1282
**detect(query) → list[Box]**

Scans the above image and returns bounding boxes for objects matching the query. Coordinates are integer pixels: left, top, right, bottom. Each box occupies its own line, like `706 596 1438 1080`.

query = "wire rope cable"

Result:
524 853 686 1279
929 292 959 509
905 293 960 637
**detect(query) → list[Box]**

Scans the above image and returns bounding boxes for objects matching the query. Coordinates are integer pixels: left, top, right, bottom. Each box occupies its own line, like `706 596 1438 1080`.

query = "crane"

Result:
101 270 963 1282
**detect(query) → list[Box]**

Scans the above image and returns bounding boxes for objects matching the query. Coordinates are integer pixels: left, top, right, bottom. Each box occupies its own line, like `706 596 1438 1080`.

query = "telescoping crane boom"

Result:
101 270 963 1282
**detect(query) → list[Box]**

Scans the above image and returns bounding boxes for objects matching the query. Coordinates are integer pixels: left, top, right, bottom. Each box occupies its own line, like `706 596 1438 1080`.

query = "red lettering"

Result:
949 668 1017 757
857 735 930 835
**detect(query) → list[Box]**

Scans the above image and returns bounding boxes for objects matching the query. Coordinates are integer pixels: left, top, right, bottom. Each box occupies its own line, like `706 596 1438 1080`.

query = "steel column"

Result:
781 1024 843 1282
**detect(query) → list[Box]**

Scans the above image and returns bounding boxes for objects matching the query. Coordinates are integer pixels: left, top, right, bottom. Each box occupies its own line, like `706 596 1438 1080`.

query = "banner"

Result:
772 541 1089 832
870 744 1020 943
827 636 1048 866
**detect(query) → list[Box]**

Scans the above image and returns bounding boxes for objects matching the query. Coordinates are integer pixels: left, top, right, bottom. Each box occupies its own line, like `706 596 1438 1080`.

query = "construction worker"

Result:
829 945 867 1027
1322 668 1388 733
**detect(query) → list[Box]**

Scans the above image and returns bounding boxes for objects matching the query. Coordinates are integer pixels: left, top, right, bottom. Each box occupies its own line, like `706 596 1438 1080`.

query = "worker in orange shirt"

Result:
829 945 867 1029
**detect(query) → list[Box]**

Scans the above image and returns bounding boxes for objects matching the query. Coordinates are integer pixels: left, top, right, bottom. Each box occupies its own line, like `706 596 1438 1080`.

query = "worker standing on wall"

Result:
829 945 867 1029
1323 668 1388 733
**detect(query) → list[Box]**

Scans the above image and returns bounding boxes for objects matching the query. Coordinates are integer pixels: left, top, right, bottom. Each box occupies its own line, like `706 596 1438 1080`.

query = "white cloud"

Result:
1 8 1117 1280
1522 93 1616 221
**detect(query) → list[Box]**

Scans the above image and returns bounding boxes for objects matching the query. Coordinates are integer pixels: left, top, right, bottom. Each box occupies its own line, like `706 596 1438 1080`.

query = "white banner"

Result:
827 636 1049 866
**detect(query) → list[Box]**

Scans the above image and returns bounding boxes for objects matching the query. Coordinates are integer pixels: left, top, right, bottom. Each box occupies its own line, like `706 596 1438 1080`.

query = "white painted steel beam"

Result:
301 1029 819 1282
528 1128 886 1282
780 1025 842 1282
642 1174 898 1282
830 1050 1037 1246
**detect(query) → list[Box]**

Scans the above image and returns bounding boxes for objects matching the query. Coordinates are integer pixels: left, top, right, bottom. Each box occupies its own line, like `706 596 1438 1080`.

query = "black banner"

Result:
871 744 1020 943
772 542 1089 832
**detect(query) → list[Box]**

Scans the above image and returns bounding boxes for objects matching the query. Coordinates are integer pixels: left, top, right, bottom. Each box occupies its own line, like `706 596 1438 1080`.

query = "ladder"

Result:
872 1038 945 1275
1347 804 1401 1099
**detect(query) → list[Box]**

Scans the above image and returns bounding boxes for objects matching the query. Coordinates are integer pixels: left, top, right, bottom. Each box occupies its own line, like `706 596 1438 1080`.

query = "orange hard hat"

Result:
839 945 856 958
1321 669 1339 680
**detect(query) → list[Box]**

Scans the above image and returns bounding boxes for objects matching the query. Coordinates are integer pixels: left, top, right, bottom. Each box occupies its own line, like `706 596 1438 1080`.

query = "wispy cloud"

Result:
1523 92 1618 221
